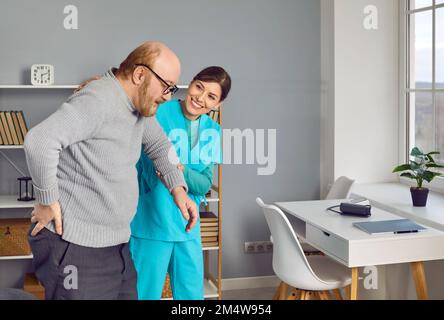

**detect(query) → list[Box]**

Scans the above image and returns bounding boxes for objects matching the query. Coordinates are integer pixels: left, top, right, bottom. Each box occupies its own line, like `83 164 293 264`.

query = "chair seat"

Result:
308 255 352 289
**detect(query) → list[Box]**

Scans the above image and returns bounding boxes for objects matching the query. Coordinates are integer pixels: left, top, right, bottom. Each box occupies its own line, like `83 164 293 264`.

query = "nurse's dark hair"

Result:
192 66 232 102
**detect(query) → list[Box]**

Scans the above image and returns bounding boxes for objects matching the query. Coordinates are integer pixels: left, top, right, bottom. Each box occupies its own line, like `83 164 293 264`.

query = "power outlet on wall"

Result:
244 241 273 254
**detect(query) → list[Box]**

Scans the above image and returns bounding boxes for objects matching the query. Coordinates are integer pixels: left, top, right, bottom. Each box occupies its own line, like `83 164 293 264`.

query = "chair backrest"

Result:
256 198 327 290
325 176 355 200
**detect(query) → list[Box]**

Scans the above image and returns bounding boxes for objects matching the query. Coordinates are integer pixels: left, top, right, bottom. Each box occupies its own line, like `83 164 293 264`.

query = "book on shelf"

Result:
0 112 13 145
16 111 29 138
202 242 219 248
5 112 19 145
201 221 218 227
201 236 218 243
200 211 218 222
201 231 218 237
201 226 218 232
11 112 23 145
0 117 6 144
0 111 30 145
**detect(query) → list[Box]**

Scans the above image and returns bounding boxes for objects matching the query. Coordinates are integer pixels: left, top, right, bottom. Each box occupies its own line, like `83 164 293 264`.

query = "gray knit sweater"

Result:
24 69 186 248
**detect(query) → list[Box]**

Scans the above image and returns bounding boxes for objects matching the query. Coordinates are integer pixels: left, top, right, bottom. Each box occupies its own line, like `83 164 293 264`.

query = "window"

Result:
405 0 444 164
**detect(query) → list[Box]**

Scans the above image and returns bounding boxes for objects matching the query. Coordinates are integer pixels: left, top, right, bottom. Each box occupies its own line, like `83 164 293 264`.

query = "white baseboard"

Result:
221 276 280 291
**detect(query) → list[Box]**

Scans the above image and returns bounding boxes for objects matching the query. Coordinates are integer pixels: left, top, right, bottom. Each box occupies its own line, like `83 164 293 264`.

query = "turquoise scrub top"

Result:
130 100 221 242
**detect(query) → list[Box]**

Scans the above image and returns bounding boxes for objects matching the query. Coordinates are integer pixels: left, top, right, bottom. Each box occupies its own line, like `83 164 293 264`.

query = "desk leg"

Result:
350 267 359 300
411 261 428 300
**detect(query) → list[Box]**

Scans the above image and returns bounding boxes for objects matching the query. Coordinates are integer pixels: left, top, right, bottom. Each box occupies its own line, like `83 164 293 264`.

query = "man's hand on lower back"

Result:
30 201 63 236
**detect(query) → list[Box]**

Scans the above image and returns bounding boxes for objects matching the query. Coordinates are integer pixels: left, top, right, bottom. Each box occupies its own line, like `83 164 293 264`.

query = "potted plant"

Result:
393 147 444 207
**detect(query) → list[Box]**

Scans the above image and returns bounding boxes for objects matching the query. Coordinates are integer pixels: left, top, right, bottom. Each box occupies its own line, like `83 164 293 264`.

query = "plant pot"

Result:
410 187 429 207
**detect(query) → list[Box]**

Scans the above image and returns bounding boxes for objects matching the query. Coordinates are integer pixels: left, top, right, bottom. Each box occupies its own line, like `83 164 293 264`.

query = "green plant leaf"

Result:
426 163 444 169
393 164 412 173
427 151 440 156
426 154 436 163
411 147 424 157
422 171 442 182
400 172 415 179
410 161 420 170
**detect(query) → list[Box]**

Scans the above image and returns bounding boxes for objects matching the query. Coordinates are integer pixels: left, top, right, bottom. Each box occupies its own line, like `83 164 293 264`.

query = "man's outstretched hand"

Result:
30 201 63 236
171 186 198 232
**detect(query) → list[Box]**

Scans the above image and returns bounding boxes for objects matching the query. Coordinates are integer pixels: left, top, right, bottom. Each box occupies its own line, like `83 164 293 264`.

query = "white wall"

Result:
321 0 400 299
330 0 400 185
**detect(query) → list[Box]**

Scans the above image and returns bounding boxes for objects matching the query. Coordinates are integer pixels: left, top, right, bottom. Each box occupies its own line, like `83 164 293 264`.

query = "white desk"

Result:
275 199 444 300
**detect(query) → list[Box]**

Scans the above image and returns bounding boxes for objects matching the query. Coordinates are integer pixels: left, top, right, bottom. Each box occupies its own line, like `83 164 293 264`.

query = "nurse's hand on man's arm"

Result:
30 201 63 236
171 186 198 232
75 76 100 93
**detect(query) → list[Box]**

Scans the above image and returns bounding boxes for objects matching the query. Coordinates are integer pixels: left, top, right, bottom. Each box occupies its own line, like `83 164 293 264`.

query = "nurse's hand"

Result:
171 186 198 232
75 76 100 93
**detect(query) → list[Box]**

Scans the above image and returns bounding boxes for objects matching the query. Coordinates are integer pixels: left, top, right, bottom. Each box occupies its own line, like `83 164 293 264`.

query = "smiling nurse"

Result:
130 66 231 300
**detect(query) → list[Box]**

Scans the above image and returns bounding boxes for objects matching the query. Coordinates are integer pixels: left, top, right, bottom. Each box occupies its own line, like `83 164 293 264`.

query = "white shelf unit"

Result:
204 278 219 299
0 84 189 89
0 146 24 149
0 87 42 264
0 255 33 261
0 85 78 89
0 195 36 209
203 197 219 203
202 246 219 251
0 147 34 260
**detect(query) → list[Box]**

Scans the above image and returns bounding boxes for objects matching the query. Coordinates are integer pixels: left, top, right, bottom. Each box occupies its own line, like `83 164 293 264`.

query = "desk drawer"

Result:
305 224 348 263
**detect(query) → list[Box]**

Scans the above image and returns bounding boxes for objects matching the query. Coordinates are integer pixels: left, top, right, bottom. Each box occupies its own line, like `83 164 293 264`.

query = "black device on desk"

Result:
327 202 372 218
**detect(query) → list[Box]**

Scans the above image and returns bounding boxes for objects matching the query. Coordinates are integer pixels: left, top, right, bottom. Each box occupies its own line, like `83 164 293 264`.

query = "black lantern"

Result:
17 177 35 202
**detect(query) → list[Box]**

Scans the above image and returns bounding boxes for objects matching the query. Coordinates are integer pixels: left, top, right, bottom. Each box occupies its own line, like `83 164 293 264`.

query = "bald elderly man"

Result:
24 41 197 300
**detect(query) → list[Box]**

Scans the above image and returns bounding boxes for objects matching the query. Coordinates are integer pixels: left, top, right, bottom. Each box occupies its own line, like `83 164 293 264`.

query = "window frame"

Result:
400 0 444 192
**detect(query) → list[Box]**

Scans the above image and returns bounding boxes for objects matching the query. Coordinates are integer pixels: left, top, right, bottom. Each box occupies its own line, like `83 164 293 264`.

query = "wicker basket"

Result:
161 273 173 299
0 219 32 256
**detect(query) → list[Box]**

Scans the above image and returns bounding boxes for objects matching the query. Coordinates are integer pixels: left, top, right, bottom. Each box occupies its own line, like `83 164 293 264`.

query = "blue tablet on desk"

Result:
353 219 427 235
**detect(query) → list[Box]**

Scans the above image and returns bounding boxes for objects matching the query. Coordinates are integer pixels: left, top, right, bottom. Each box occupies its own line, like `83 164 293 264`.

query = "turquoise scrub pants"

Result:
129 236 204 300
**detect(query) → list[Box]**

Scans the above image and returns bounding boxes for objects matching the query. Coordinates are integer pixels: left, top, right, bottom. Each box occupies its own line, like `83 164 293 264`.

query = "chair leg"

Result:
287 288 300 300
278 282 289 300
333 288 343 300
313 291 321 300
305 291 317 300
273 282 282 300
344 285 351 300
318 291 329 300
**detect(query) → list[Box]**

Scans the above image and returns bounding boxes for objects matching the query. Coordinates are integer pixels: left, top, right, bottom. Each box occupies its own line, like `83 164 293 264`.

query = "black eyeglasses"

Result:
135 63 179 95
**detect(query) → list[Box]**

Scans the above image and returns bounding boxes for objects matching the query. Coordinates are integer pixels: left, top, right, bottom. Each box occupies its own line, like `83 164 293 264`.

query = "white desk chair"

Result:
257 198 352 300
325 176 355 200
